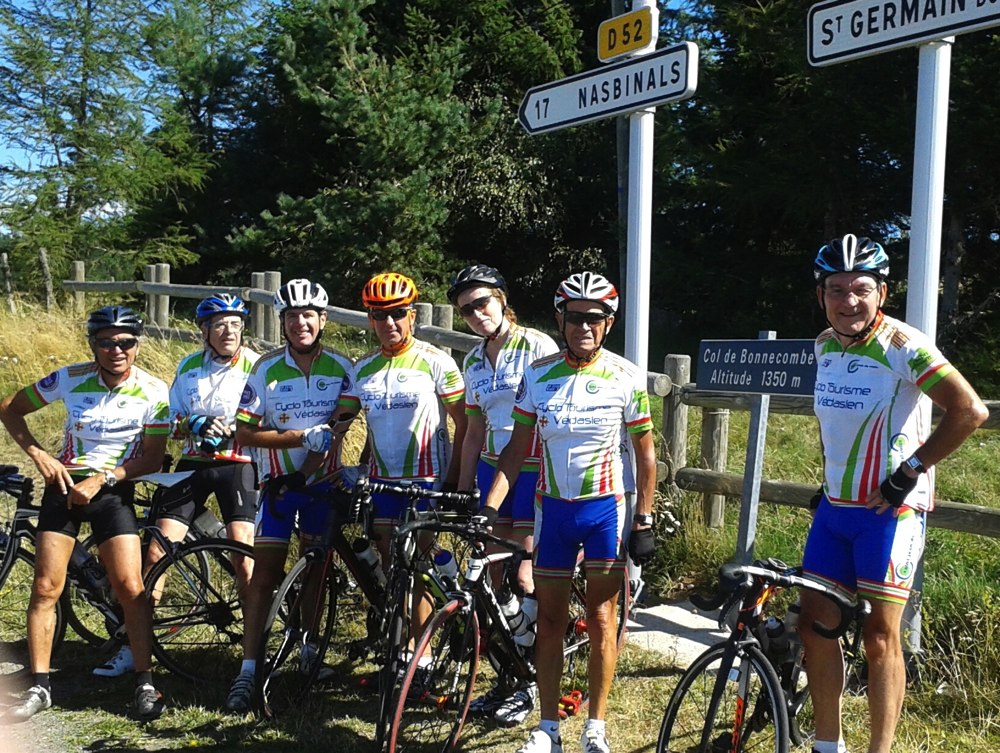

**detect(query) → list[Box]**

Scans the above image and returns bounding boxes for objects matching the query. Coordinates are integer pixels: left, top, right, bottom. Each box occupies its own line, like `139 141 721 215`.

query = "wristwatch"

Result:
103 469 118 487
634 513 654 527
904 455 926 475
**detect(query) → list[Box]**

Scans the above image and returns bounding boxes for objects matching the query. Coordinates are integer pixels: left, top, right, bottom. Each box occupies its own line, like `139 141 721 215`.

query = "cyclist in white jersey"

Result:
0 306 169 721
223 279 359 713
479 272 657 753
448 264 558 725
93 294 262 677
802 235 986 753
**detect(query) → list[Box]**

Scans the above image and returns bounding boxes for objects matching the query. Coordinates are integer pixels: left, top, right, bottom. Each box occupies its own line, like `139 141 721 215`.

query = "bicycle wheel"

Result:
0 549 65 675
257 553 336 718
376 568 414 750
62 534 119 647
563 564 630 695
657 642 789 753
146 540 251 683
388 599 479 753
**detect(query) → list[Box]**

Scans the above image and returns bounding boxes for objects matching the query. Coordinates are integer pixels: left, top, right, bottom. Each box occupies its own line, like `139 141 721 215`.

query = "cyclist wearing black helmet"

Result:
448 264 558 725
803 235 986 753
0 306 170 720
92 294 261 678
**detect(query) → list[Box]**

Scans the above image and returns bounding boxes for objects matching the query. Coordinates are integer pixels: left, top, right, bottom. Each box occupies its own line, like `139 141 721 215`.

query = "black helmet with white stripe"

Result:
813 234 889 284
87 306 143 337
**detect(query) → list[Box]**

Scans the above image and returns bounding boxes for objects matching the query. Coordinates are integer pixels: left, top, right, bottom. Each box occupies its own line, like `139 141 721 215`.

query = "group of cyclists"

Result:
0 234 990 753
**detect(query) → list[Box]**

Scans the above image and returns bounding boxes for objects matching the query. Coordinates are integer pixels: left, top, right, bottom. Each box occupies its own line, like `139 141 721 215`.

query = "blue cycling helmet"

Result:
195 294 249 325
813 234 889 283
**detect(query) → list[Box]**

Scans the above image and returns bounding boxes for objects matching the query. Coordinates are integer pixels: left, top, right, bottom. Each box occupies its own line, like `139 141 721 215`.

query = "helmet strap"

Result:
559 319 604 367
486 309 510 342
821 302 883 344
381 334 412 357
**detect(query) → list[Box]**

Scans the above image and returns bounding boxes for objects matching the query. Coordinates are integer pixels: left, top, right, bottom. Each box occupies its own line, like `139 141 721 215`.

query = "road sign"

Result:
696 339 817 397
518 42 698 135
808 0 1000 66
598 7 658 63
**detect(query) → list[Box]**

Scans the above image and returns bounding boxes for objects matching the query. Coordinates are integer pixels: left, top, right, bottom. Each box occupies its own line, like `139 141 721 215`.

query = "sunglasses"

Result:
458 295 493 318
95 337 139 351
369 307 412 322
562 311 608 326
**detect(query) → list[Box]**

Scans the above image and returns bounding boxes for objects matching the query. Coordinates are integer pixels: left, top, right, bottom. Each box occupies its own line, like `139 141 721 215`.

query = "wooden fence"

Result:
61 263 1000 538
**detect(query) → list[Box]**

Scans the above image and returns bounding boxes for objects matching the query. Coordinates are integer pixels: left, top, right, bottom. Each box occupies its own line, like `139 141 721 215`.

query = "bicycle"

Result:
385 503 631 753
656 559 868 753
0 464 252 684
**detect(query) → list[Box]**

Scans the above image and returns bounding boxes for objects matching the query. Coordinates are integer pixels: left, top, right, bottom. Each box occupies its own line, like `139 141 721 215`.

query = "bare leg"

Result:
240 545 289 661
864 598 907 753
100 534 153 672
27 532 75 673
145 517 190 603
583 571 621 720
800 589 847 744
226 520 255 596
533 577 572 721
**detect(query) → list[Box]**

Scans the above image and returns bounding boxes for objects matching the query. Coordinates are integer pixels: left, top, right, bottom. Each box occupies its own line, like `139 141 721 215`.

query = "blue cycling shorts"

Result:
477 459 538 532
255 481 333 547
803 496 926 605
371 478 435 528
533 493 626 579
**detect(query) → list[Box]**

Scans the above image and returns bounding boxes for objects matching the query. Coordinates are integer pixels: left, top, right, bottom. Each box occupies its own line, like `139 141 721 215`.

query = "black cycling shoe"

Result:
131 683 166 720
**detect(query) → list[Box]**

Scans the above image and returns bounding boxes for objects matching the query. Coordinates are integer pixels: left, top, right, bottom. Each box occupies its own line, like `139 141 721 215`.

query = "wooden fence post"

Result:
155 263 170 327
250 272 266 341
71 261 85 316
662 354 691 490
38 248 54 311
263 271 281 344
144 265 156 323
415 302 433 330
431 303 453 355
0 253 15 314
700 407 730 528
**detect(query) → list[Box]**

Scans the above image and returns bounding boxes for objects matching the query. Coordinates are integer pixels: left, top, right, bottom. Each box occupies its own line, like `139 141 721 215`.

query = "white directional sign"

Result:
518 42 698 135
809 0 1000 66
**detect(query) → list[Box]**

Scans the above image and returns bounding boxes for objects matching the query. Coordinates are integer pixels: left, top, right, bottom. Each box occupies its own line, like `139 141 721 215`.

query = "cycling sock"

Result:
240 659 256 675
583 719 606 736
33 672 50 691
135 670 153 688
538 719 560 742
812 740 844 753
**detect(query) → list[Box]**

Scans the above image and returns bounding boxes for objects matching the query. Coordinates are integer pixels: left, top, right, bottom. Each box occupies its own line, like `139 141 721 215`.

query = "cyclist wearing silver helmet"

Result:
803 234 986 753
0 306 169 720
93 294 262 678
479 272 657 753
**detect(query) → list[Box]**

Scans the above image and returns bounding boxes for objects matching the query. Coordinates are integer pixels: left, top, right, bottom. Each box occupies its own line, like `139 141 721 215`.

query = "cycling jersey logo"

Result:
504 353 516 364
585 380 600 394
397 373 408 383
38 371 58 391
908 348 935 373
847 359 877 373
316 379 329 391
545 384 559 392
895 561 914 581
117 398 129 409
821 358 832 368
279 384 293 393
240 384 256 405
889 432 908 451
83 397 96 406
514 378 527 403
278 412 290 423
341 374 352 391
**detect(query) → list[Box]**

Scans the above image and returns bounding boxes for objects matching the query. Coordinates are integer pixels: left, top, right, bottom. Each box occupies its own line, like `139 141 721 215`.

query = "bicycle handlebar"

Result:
356 477 480 513
0 466 36 509
395 514 527 559
692 560 870 640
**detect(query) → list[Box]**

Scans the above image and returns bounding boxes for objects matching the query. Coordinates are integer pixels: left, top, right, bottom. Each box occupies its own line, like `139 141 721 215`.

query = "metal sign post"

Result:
696 335 818 563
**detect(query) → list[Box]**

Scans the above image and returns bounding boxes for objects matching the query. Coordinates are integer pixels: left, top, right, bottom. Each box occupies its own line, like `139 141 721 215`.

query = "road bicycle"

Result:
384 498 631 753
656 558 868 753
0 464 252 684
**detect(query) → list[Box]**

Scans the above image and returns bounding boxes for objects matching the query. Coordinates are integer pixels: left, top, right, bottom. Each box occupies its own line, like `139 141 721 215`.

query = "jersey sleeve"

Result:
898 334 955 394
624 368 653 434
144 382 171 436
434 353 465 405
531 331 560 360
167 368 190 439
337 358 361 414
236 367 266 426
23 367 67 409
511 373 537 427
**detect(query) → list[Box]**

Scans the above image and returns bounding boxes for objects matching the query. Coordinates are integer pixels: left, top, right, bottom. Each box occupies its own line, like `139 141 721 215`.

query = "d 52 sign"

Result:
598 7 658 63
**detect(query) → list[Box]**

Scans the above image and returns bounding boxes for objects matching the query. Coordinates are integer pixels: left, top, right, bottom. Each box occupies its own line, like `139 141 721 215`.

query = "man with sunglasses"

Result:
803 235 987 753
0 306 170 721
93 294 261 678
478 272 657 753
223 278 359 713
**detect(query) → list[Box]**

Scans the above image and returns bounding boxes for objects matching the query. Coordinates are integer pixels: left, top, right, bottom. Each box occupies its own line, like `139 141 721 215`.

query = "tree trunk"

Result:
940 210 965 329
38 247 54 312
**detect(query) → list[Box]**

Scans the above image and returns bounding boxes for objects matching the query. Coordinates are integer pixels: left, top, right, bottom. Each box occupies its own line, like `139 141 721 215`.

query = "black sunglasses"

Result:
95 337 139 351
562 311 608 326
458 295 493 317
369 307 412 322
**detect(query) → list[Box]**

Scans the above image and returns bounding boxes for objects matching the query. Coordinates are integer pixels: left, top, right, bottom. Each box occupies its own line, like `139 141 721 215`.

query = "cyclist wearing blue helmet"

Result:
802 234 986 753
92 294 261 678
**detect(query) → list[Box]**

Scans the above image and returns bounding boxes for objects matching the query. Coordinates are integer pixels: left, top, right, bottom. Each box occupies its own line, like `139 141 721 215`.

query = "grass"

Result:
1 300 1000 751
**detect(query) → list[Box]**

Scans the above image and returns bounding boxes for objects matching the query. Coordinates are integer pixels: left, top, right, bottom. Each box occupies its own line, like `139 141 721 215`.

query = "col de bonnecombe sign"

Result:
696 340 818 397
518 42 698 135
808 0 1000 66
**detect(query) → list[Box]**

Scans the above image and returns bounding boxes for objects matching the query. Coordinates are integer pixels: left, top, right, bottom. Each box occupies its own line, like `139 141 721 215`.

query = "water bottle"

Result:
513 593 538 648
784 600 802 663
434 549 459 588
192 508 226 539
764 615 788 660
70 541 109 591
353 538 387 587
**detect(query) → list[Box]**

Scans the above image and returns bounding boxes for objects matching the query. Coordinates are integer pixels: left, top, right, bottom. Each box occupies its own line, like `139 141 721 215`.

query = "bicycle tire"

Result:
146 539 251 684
0 549 66 675
563 565 630 695
376 568 414 750
388 599 479 753
62 534 118 647
657 641 789 753
257 552 337 718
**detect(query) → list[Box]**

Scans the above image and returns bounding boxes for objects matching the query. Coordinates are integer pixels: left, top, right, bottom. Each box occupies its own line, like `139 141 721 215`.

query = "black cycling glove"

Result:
808 486 824 511
628 527 656 566
471 505 499 529
265 471 307 498
879 467 917 508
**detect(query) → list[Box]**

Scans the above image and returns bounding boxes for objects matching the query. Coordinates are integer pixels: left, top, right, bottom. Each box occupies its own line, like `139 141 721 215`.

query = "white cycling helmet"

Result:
554 272 619 314
273 278 329 315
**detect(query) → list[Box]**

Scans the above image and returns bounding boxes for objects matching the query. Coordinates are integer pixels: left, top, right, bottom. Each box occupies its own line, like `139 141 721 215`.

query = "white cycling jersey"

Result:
24 362 170 473
354 338 464 481
169 346 260 462
236 346 359 480
814 313 954 512
463 325 558 468
512 348 653 501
